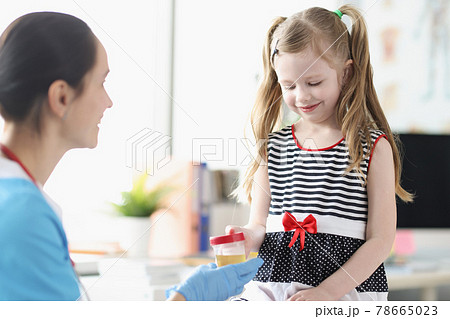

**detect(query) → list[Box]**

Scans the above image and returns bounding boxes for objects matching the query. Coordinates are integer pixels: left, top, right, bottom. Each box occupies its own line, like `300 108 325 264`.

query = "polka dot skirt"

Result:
254 231 388 293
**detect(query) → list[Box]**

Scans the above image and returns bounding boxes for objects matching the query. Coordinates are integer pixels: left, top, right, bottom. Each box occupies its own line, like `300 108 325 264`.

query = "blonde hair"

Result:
240 5 413 203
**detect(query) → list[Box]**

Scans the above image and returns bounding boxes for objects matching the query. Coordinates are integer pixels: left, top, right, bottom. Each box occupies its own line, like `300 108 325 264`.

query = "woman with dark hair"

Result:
0 12 262 301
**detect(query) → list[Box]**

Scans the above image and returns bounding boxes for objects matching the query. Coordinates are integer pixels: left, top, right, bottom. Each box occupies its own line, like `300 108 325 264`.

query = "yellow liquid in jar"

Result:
215 254 246 267
248 252 259 259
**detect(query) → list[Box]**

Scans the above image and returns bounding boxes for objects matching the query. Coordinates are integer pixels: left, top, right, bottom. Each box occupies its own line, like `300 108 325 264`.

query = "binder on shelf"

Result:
197 166 241 251
199 162 210 252
144 158 242 255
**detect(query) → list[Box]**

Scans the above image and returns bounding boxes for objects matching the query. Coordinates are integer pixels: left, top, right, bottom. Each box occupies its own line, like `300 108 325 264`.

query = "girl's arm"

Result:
289 138 397 301
226 162 271 256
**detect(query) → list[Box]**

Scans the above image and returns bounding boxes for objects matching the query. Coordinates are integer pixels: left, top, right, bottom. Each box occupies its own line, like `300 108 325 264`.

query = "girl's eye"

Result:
308 81 322 86
283 86 295 90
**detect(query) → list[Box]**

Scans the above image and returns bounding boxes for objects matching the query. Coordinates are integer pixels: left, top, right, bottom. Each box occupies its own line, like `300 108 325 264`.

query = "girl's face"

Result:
63 40 112 149
275 48 343 128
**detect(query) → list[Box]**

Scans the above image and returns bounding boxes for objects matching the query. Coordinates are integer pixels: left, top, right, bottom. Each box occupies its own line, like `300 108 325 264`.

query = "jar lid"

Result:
210 232 245 245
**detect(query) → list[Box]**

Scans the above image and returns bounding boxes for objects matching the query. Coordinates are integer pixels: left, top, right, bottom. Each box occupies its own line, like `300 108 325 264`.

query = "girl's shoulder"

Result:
359 128 387 145
268 125 292 140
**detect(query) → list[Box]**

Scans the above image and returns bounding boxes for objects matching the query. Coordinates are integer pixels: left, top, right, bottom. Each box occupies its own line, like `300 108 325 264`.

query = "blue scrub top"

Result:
0 175 80 300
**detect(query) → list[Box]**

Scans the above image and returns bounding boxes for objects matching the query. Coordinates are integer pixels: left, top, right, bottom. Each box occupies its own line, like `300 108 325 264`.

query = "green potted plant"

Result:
112 173 173 257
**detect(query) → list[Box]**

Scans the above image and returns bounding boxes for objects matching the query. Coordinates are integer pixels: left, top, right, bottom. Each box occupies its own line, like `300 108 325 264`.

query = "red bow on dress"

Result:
282 212 317 251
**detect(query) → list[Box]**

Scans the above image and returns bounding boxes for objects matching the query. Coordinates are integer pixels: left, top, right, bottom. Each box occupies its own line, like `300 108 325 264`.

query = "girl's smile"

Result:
297 102 321 113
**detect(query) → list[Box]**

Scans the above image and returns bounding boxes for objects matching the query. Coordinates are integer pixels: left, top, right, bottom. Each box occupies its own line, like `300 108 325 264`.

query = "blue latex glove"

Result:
166 258 263 301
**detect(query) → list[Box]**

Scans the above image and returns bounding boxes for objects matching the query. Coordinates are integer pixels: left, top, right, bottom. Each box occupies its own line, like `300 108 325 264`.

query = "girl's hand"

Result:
225 225 255 258
287 287 338 301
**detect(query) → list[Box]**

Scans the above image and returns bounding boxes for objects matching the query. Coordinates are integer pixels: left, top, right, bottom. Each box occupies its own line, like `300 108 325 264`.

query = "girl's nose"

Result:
295 86 311 106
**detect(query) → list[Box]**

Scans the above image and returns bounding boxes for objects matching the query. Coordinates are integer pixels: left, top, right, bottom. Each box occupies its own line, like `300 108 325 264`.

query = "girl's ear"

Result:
342 59 353 85
47 80 75 120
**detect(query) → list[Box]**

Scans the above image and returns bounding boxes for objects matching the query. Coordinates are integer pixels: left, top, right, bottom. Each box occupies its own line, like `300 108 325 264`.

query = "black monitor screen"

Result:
396 134 450 228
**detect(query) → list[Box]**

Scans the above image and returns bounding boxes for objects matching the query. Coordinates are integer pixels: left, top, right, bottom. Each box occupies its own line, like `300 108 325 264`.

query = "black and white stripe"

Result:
266 126 386 238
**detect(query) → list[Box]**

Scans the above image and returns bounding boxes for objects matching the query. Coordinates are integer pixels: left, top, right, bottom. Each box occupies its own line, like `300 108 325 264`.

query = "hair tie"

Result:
334 9 343 19
271 38 279 63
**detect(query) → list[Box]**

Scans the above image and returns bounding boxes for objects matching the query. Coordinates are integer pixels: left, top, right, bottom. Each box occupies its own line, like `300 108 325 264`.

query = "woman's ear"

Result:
342 59 353 85
47 80 74 120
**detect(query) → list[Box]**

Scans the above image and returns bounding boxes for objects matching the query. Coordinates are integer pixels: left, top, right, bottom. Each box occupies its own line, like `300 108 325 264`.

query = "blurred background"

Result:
1 0 449 300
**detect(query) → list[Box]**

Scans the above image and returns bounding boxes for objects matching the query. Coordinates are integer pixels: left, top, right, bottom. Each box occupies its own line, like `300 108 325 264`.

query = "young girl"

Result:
227 5 413 301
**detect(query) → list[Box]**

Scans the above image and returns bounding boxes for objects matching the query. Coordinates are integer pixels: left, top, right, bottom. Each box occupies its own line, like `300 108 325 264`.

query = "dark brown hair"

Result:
0 12 97 132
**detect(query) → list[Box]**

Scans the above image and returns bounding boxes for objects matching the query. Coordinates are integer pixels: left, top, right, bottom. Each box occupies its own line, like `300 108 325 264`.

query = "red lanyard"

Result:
0 143 38 186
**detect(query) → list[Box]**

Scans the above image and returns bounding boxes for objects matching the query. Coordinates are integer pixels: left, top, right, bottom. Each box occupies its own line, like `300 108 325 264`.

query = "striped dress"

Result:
241 125 389 301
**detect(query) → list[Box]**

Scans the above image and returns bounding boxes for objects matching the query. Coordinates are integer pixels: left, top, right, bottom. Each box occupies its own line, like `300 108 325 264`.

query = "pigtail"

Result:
338 5 413 202
237 16 286 203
